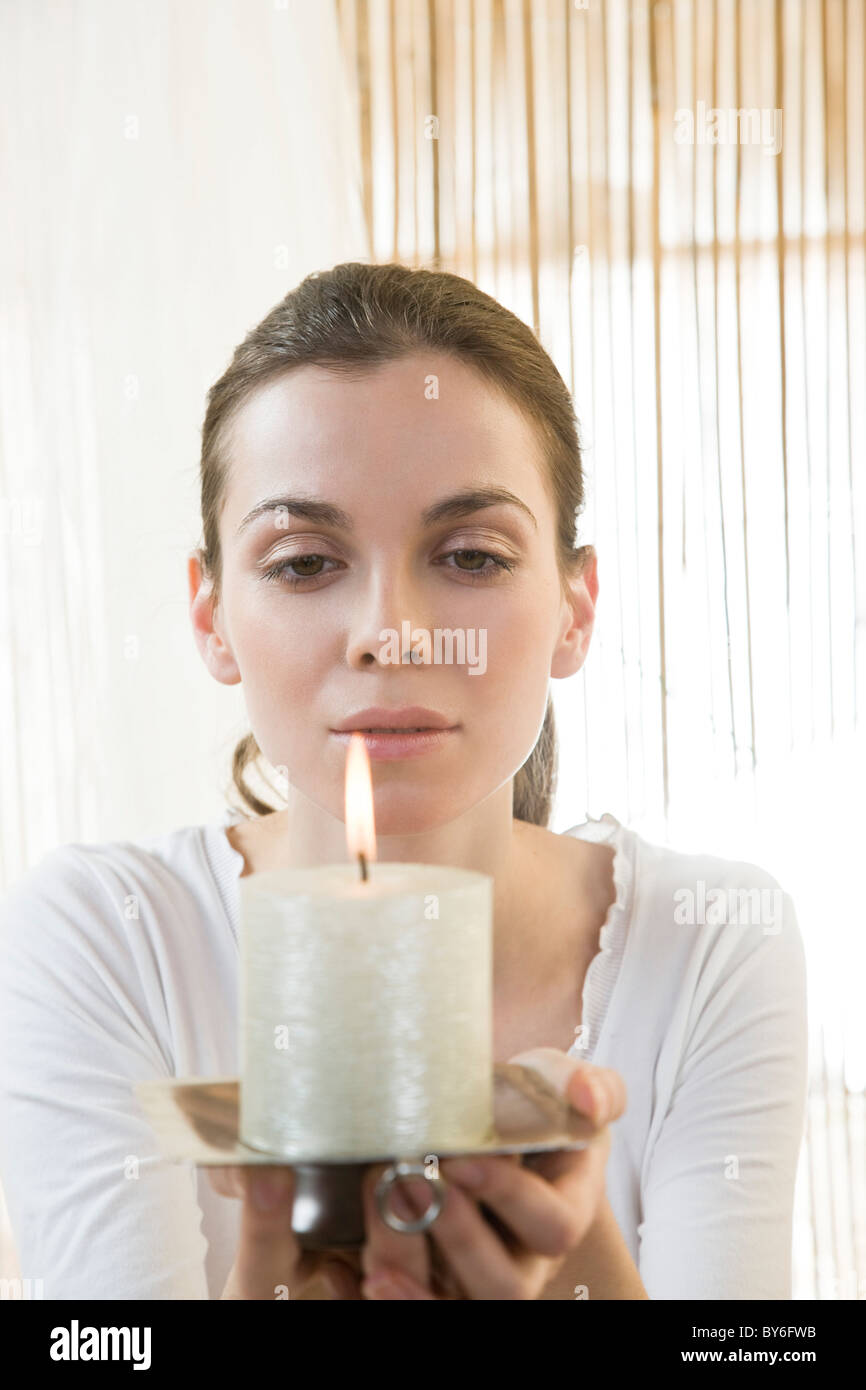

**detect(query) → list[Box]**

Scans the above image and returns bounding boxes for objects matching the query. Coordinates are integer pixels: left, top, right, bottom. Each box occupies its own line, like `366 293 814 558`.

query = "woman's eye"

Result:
261 547 511 586
262 554 338 586
438 549 514 579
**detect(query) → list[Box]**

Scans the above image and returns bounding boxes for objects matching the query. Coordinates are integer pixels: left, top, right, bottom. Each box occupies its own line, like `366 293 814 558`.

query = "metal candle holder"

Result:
135 1063 596 1249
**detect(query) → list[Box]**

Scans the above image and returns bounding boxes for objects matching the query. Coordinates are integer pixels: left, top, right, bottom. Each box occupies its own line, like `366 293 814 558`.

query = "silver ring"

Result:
374 1160 447 1235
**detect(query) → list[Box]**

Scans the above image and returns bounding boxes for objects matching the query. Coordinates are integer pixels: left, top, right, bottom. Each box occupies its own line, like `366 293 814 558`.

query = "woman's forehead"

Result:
227 354 531 448
220 357 550 533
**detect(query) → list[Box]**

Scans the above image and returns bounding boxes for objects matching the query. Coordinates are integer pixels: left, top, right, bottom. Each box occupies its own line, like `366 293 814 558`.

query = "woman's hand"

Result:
355 1049 626 1300
206 1164 363 1299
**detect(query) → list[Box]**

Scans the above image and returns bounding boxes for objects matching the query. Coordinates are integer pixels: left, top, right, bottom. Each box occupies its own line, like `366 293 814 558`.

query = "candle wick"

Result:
358 852 369 882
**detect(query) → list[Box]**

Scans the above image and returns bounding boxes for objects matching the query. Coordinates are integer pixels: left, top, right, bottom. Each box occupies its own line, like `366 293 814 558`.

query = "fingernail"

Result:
582 1076 605 1118
251 1173 290 1210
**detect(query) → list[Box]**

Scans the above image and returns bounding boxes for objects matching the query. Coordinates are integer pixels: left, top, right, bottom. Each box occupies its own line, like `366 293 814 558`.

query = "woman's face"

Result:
193 351 593 834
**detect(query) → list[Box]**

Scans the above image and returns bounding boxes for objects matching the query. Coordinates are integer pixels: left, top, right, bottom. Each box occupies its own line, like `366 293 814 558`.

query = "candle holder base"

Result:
135 1062 597 1251
284 1161 369 1249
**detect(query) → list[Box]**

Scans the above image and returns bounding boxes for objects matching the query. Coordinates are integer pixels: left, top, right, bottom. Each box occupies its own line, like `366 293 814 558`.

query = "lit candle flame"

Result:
345 733 376 877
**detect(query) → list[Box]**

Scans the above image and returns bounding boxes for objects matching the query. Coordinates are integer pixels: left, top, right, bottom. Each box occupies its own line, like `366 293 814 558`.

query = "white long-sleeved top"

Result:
0 810 808 1299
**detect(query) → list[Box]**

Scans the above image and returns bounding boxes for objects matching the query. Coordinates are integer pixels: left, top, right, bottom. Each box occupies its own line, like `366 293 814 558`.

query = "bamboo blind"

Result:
335 0 866 1302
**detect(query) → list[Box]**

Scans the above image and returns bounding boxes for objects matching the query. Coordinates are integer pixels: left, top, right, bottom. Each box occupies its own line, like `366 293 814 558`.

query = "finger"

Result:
525 1135 611 1236
524 1103 613 1181
205 1164 247 1200
521 1059 622 1184
210 1164 343 1298
439 1155 588 1259
523 1145 591 1184
565 1065 627 1126
509 1048 626 1130
399 1166 542 1299
226 1166 304 1300
359 1163 432 1291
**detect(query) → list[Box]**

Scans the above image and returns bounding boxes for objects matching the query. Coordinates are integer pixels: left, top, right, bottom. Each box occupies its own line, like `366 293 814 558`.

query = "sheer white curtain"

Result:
0 0 368 875
0 0 367 1279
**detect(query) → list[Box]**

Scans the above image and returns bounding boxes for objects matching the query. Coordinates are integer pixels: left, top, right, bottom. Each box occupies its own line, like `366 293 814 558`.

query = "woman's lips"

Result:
329 727 458 761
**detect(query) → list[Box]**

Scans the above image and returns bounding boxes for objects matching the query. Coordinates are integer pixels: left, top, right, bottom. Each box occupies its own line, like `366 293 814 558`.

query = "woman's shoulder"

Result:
2 820 206 897
560 810 791 896
555 811 803 973
556 817 806 1090
0 816 239 959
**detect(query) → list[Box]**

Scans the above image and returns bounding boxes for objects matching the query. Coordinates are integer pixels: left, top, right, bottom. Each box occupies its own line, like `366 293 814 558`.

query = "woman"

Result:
0 262 807 1300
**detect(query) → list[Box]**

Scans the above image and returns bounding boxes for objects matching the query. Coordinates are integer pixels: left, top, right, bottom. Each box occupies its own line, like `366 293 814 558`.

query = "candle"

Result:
238 736 494 1160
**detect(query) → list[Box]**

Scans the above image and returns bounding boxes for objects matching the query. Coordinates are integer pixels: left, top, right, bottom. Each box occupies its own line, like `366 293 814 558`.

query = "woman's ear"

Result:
550 546 598 679
188 551 242 685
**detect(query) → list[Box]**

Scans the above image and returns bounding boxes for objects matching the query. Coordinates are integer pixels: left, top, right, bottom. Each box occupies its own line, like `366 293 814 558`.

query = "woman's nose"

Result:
344 566 432 671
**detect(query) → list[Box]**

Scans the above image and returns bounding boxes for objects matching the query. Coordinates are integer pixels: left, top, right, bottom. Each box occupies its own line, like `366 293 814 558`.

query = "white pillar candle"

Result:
239 864 494 1159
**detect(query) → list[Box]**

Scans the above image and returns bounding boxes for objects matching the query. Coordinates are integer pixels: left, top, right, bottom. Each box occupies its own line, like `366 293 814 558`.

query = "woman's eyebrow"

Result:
236 486 537 537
